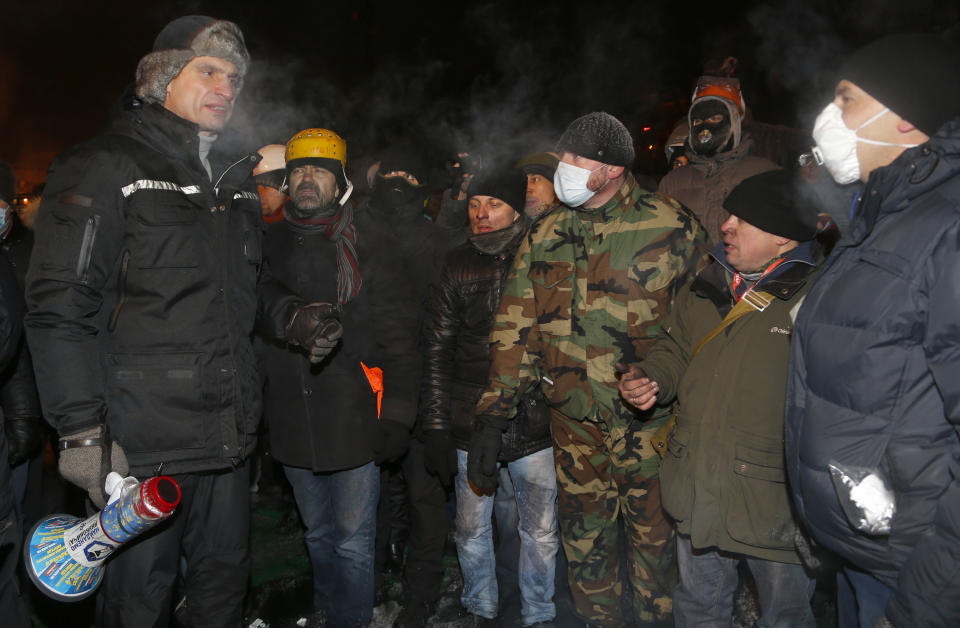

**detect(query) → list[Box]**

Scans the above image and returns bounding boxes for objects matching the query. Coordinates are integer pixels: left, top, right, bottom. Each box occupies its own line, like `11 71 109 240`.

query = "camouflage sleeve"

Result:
627 195 709 362
638 279 697 405
475 233 540 420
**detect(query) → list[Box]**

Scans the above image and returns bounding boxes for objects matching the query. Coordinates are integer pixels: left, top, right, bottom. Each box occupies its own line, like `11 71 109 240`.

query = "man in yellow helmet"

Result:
258 128 419 627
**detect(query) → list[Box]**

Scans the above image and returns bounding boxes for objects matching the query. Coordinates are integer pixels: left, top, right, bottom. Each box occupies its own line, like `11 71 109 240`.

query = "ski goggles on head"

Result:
253 169 287 192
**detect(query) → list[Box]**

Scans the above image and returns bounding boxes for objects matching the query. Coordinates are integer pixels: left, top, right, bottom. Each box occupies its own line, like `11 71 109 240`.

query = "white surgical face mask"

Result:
554 162 604 207
812 102 919 185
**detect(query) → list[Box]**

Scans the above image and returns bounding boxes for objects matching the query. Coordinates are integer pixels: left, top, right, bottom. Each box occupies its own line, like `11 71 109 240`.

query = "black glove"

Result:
5 414 44 467
467 414 507 495
58 425 129 508
422 429 457 487
284 302 343 364
373 420 410 465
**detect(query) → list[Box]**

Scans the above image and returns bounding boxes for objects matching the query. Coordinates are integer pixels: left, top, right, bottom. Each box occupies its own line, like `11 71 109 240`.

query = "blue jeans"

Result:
837 566 893 628
674 535 816 628
284 462 379 626
455 447 559 626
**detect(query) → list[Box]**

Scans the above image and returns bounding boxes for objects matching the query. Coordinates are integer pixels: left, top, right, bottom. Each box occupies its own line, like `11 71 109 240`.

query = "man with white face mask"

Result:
473 112 707 626
785 34 960 628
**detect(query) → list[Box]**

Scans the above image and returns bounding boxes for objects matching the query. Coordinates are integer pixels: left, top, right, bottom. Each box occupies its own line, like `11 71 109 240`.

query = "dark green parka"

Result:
640 242 818 563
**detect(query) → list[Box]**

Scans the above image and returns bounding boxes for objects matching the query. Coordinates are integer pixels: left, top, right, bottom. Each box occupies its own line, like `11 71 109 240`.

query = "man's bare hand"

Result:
616 361 659 411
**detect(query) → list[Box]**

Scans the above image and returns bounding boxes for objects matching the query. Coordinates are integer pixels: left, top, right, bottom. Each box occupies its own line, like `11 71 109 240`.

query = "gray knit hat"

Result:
556 112 635 167
135 15 249 105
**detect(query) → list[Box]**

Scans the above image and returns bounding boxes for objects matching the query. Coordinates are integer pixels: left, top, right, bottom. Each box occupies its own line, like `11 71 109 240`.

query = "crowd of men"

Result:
1 12 960 628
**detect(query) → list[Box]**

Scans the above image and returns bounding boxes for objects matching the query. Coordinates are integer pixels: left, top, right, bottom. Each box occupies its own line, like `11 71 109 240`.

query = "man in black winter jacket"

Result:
259 128 419 627
422 165 558 627
25 16 329 628
786 34 960 628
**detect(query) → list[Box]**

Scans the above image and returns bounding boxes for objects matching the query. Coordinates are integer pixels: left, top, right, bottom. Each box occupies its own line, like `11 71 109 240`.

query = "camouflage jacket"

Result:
476 173 707 426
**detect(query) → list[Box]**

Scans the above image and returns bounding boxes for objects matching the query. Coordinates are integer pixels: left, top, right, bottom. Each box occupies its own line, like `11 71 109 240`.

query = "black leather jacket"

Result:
421 218 551 461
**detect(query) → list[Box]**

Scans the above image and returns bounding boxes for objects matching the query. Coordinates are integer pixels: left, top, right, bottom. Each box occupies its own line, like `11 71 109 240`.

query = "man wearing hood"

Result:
785 34 960 627
422 165 558 627
355 143 454 622
24 17 327 627
259 128 419 627
659 76 779 244
473 112 707 627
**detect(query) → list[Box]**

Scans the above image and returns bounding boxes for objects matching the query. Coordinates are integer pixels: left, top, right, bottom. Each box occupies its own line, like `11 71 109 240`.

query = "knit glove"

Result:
284 302 343 364
58 426 129 508
422 429 457 488
5 415 44 468
373 420 410 465
467 414 507 495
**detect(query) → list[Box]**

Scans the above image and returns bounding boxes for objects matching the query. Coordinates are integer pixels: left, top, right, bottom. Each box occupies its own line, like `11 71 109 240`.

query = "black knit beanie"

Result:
0 162 13 206
379 144 428 184
556 112 635 167
841 33 960 136
723 170 818 242
467 165 527 214
136 15 249 104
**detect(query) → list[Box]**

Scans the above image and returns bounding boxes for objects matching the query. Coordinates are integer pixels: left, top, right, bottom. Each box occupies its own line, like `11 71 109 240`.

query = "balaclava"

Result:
372 144 429 213
687 76 745 157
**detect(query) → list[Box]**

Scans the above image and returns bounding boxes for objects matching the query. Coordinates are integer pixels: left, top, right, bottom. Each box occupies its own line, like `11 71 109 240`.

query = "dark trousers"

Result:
0 512 30 628
401 438 449 603
96 463 251 628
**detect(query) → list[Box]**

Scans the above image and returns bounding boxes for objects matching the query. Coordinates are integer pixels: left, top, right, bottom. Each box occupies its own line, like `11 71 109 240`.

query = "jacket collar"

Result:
694 241 819 309
469 213 531 256
108 94 259 192
687 135 757 178
847 117 960 245
574 172 640 223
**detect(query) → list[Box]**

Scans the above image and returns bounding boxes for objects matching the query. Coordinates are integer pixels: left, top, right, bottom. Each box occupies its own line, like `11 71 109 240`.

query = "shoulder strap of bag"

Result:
651 290 775 456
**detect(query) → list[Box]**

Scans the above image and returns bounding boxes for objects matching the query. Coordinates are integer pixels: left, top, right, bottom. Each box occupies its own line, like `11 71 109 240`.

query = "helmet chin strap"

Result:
339 179 354 207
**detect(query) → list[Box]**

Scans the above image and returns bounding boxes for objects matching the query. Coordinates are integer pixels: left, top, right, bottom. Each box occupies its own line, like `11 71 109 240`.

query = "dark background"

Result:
1 0 956 190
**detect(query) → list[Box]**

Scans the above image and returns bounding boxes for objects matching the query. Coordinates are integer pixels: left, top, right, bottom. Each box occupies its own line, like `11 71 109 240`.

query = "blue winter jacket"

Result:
786 117 960 627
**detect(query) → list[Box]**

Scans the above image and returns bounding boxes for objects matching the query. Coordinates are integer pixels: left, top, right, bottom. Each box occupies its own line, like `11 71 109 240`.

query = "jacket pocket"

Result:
133 201 201 269
660 422 695 522
529 261 574 338
237 204 263 268
104 352 207 454
724 439 796 550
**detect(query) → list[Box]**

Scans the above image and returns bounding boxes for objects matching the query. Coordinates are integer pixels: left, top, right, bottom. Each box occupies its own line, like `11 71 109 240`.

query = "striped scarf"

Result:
285 203 362 305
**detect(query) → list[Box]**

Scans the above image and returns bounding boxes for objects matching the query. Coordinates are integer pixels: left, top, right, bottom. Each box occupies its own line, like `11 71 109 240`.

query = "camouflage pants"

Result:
552 409 677 627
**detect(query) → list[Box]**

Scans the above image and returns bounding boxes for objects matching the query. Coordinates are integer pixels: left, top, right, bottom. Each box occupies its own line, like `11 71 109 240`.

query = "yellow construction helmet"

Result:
285 128 347 166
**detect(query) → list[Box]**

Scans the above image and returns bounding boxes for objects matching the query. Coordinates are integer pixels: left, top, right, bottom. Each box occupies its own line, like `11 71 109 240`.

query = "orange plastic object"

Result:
361 362 383 419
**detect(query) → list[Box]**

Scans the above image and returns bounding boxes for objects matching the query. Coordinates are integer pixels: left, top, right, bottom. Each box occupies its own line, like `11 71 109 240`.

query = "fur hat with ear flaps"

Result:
135 15 249 105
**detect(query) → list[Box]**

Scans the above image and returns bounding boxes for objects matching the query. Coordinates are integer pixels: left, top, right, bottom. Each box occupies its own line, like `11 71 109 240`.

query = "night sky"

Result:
1 0 955 190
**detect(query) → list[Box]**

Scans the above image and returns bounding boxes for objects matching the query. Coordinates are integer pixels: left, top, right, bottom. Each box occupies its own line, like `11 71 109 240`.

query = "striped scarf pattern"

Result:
285 203 362 305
